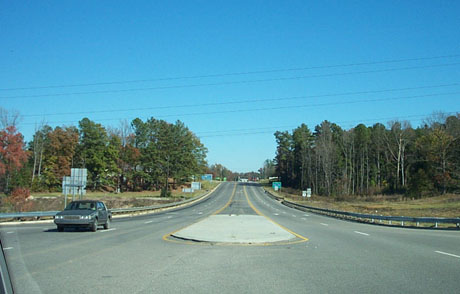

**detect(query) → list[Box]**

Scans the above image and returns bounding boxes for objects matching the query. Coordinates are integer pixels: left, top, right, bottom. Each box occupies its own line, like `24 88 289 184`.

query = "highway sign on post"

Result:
302 191 307 198
191 182 201 190
272 182 282 191
201 174 213 181
307 188 312 198
62 168 88 208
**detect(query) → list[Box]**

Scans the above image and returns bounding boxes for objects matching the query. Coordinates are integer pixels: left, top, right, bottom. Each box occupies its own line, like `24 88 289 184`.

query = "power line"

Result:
2 62 460 100
19 82 460 117
197 112 460 138
1 54 459 92
21 91 459 126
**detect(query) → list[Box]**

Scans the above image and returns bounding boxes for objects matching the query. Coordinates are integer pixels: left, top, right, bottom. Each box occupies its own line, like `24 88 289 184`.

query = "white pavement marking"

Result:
435 250 460 259
354 231 370 236
292 215 297 217
198 212 203 215
301 218 307 220
167 216 173 219
6 231 14 234
144 220 153 224
320 223 329 226
304 214 309 217
273 213 279 215
100 228 116 233
3 247 13 250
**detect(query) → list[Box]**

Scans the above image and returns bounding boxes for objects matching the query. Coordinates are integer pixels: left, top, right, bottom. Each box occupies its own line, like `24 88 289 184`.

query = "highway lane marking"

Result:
99 228 116 233
212 183 238 215
354 231 370 236
243 186 308 243
163 183 237 244
198 212 203 215
435 251 460 259
292 215 297 217
3 247 13 250
301 218 307 220
144 221 153 224
303 214 309 217
273 213 279 215
167 216 173 219
320 223 329 226
6 231 14 234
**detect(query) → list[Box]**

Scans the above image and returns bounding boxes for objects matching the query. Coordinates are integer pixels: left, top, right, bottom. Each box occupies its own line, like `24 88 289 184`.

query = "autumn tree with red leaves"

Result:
0 126 29 192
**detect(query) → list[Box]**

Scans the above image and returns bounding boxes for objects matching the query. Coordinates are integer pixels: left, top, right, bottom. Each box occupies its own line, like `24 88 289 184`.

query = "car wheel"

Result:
103 218 110 230
57 226 64 232
91 219 98 232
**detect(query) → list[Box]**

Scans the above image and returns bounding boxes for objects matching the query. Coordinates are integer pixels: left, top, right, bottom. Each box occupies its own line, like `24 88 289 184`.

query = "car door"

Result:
97 202 107 223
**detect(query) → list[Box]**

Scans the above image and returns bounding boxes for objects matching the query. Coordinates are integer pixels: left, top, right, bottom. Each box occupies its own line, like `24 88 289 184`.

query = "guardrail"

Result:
264 190 460 229
0 184 220 221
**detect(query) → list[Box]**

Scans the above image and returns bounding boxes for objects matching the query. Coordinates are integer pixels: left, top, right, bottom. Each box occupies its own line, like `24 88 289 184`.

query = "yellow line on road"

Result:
211 183 237 215
244 185 308 242
162 183 237 243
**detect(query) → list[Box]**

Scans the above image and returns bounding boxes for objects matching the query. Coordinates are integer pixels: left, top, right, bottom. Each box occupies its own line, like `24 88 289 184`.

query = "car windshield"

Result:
65 202 96 211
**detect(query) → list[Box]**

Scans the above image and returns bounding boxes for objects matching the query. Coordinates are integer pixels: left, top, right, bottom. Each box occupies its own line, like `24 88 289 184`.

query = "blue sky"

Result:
1 0 459 172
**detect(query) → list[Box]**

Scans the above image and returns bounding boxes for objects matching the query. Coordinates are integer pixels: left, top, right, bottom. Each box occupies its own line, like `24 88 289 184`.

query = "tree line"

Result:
272 113 460 197
0 116 208 195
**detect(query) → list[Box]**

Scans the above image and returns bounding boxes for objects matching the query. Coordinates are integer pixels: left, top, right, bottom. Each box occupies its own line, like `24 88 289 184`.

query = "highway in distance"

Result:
1 182 459 293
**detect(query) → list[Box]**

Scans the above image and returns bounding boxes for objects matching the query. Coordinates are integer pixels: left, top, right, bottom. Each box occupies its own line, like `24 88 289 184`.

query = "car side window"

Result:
97 202 105 210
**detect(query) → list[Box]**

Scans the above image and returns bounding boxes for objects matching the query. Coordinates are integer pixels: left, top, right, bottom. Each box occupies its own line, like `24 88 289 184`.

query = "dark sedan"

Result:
54 200 112 232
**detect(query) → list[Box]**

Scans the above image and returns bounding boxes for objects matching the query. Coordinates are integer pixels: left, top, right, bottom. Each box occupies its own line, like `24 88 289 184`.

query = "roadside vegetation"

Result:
0 181 219 213
263 184 460 218
267 112 460 198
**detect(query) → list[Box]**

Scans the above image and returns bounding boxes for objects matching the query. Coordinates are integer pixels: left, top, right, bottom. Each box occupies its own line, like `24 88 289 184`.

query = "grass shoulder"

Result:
263 186 460 218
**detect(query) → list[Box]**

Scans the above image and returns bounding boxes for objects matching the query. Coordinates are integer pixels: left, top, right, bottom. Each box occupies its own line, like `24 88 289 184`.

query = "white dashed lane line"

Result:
320 223 329 226
6 232 14 234
144 220 153 224
3 247 13 250
435 251 460 259
274 213 279 216
301 218 307 220
100 228 116 233
354 231 370 236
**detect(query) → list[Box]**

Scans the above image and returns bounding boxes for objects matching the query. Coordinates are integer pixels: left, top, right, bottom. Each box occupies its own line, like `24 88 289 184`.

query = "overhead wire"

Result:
18 82 460 117
2 62 460 100
197 111 460 138
1 53 459 91
20 91 460 125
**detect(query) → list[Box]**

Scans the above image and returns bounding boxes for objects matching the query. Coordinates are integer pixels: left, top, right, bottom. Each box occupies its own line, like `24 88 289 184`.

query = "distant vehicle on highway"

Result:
54 200 112 232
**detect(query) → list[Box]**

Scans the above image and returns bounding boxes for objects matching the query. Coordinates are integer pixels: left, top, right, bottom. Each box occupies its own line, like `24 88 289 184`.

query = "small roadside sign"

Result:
272 182 282 191
307 188 312 198
302 191 307 197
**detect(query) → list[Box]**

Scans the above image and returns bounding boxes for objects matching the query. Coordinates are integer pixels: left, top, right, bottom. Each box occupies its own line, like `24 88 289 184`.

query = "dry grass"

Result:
0 181 220 213
265 187 460 218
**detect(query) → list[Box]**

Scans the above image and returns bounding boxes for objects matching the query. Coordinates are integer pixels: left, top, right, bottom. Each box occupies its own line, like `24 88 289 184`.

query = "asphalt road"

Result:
0 182 459 293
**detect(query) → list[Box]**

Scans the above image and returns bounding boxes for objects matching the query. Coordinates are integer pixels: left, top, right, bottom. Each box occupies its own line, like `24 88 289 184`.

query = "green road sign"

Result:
272 182 281 191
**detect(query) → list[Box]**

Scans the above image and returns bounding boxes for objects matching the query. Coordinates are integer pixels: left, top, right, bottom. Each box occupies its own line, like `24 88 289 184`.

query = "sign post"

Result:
62 168 87 208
